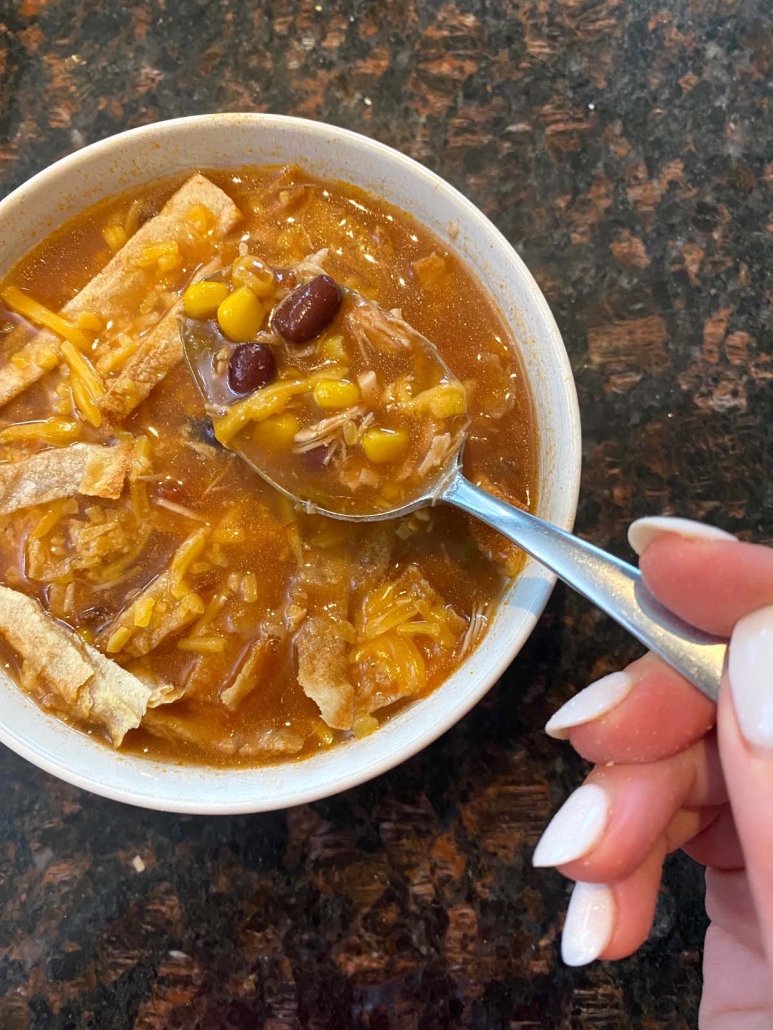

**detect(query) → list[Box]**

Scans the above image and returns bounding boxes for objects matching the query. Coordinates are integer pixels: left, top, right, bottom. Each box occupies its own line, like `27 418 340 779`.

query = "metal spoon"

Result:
180 308 727 703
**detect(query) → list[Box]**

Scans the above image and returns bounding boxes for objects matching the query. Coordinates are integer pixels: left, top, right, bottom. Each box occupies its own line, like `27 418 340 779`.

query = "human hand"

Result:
535 517 773 1027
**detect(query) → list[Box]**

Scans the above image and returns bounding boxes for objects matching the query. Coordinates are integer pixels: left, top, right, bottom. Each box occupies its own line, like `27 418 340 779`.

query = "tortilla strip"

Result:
0 174 242 409
96 571 199 658
0 585 176 745
220 635 270 712
98 303 182 424
295 614 354 730
0 440 131 514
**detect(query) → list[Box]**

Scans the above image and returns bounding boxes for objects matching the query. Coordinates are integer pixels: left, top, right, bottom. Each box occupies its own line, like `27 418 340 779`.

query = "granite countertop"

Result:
0 0 770 1026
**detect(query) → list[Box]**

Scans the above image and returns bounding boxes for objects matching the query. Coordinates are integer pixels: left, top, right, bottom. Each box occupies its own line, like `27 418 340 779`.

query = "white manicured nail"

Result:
561 882 616 966
546 671 633 740
533 784 611 867
628 516 736 556
729 606 773 749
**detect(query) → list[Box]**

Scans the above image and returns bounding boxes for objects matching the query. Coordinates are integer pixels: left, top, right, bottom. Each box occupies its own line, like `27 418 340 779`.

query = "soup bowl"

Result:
0 114 581 813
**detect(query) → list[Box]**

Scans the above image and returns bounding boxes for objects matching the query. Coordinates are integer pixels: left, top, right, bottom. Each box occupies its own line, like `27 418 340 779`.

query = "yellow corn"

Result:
0 417 81 446
183 281 230 320
133 596 156 628
231 256 276 298
361 427 409 464
106 626 133 654
408 382 467 419
319 333 348 363
1 285 90 348
352 713 380 738
217 286 264 342
102 223 128 251
312 379 360 411
253 412 299 449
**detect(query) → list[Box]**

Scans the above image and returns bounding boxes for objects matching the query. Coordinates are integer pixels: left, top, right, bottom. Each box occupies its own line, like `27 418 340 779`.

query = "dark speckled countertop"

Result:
0 1 771 1026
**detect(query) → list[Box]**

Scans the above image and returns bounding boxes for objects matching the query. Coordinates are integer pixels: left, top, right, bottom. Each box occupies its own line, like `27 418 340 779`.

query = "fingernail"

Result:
628 516 736 557
533 784 610 868
545 671 633 740
729 605 773 749
561 882 616 966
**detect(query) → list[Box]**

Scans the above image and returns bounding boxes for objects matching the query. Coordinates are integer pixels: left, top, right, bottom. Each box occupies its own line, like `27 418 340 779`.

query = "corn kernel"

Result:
253 412 299 449
231 256 276 298
361 427 409 464
217 286 265 342
183 281 230 320
320 333 348 363
428 382 467 418
312 379 360 411
352 713 380 738
409 382 467 418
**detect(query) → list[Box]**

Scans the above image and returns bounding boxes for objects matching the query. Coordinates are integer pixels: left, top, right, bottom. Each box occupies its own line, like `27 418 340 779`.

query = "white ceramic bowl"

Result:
0 114 581 813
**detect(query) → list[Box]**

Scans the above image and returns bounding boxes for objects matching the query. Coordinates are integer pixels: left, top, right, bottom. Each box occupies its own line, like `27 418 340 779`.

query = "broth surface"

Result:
0 165 537 766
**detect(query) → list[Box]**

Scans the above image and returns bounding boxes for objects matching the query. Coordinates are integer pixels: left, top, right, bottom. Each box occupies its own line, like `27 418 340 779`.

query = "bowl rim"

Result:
0 113 582 813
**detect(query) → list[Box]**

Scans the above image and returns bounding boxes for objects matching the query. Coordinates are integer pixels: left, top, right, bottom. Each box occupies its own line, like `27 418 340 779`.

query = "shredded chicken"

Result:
417 432 453 479
292 406 366 452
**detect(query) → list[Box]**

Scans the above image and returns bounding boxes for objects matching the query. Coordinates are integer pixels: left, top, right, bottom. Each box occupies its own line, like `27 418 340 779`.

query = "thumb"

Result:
718 604 773 966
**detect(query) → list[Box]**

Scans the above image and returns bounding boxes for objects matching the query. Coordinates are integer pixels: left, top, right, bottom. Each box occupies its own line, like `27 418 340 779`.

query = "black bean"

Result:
227 343 277 395
271 274 343 344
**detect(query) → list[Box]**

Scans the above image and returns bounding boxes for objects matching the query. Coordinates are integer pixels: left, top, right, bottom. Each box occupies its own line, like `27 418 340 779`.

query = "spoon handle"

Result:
443 475 727 701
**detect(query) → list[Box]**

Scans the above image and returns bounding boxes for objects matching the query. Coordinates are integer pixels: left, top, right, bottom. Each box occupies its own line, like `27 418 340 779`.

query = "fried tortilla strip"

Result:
0 174 242 409
220 634 271 712
98 304 181 423
0 440 131 514
295 614 354 730
0 586 176 746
